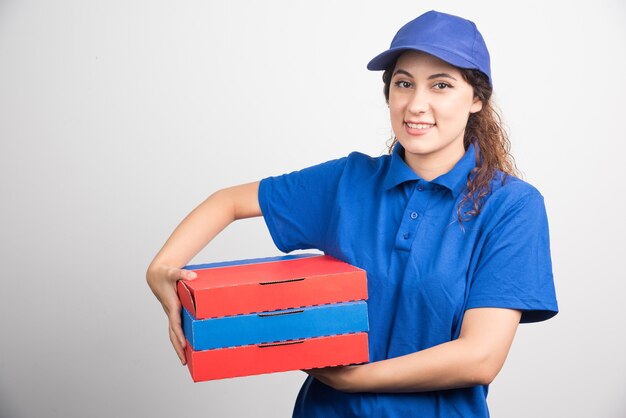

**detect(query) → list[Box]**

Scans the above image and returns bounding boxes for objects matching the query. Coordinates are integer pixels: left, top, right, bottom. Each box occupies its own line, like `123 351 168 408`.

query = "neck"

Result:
403 141 466 182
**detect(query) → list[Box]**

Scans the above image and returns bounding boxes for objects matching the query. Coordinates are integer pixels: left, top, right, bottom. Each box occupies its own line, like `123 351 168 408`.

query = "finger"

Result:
166 303 186 349
181 269 197 280
172 317 187 351
169 326 187 365
303 368 324 378
306 371 330 386
164 297 187 364
167 267 197 282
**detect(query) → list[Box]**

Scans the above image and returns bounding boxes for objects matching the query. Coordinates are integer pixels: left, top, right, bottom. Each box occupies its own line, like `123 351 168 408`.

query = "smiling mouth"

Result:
405 122 434 129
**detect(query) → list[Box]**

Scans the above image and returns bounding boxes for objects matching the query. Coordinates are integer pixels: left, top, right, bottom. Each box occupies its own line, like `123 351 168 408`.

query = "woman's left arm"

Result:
306 307 521 393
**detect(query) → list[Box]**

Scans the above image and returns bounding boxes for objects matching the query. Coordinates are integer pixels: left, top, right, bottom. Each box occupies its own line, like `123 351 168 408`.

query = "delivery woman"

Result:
147 10 558 417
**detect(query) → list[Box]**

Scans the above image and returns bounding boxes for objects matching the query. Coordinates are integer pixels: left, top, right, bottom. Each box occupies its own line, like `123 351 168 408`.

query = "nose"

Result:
408 89 429 114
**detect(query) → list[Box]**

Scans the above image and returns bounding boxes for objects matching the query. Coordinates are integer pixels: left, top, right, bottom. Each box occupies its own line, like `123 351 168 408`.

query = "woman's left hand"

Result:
304 308 522 394
304 365 369 393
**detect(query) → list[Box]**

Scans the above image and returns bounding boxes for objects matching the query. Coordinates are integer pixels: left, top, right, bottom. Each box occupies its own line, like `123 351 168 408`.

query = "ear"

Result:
470 96 483 114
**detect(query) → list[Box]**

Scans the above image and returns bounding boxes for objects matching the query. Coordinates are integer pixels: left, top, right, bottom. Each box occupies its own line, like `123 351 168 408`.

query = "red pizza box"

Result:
177 254 367 319
185 332 369 382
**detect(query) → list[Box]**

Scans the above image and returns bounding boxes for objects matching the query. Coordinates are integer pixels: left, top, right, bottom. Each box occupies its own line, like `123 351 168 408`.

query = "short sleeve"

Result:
466 191 559 323
258 157 347 253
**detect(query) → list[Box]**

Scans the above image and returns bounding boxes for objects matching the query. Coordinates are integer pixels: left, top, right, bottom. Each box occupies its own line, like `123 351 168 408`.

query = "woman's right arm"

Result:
146 181 262 364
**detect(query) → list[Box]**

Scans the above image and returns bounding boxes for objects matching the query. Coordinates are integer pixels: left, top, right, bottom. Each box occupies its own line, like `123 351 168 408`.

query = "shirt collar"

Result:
382 142 477 198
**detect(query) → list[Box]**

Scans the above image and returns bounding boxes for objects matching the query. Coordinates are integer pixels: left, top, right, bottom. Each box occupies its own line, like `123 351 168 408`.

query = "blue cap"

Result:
367 11 492 85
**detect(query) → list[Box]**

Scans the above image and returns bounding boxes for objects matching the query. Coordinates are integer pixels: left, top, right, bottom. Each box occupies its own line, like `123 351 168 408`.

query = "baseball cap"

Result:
367 10 492 85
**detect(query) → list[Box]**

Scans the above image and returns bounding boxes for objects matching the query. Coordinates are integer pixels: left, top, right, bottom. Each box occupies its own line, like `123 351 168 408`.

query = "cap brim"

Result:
366 44 480 73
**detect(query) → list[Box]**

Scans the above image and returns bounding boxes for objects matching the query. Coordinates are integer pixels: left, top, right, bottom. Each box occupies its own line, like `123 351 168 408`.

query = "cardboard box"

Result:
185 332 369 382
178 253 370 382
182 301 369 351
177 254 367 319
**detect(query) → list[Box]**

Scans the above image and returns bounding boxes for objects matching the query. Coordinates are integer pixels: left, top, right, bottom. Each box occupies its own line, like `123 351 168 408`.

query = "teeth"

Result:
407 123 433 129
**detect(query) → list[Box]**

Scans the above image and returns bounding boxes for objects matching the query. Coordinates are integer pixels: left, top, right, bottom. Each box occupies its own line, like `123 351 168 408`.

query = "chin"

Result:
400 136 464 160
398 139 438 156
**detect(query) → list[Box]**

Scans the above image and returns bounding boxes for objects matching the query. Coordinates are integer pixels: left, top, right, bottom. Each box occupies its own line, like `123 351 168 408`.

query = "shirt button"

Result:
410 211 419 219
417 185 424 191
403 233 409 240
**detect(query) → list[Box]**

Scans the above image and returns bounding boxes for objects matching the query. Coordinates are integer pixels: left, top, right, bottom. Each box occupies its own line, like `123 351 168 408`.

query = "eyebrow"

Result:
392 69 458 81
428 73 457 81
392 69 413 78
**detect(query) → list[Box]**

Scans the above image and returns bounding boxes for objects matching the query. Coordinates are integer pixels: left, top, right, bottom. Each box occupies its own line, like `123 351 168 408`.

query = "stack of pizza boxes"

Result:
177 253 370 382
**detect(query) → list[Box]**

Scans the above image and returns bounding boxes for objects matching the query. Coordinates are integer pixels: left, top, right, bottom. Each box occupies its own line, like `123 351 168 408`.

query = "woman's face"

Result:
388 51 482 172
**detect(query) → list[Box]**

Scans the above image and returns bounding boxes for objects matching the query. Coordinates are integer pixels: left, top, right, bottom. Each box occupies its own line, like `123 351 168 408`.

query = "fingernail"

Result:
188 271 197 279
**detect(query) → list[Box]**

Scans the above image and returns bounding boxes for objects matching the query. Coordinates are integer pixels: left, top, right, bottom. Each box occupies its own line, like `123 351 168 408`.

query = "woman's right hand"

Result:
145 182 261 365
146 263 198 365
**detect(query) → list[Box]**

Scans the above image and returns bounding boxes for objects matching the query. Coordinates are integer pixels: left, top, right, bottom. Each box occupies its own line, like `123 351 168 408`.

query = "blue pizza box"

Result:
182 300 369 351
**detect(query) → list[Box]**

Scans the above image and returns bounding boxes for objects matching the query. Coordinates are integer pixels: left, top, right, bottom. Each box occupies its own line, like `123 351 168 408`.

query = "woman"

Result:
147 10 558 417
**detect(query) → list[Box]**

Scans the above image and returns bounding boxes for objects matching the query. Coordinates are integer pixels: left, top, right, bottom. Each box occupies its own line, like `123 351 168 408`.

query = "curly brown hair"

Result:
382 60 519 224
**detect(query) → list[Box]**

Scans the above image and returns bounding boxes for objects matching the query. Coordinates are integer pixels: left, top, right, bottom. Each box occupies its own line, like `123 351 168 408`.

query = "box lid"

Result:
177 254 367 319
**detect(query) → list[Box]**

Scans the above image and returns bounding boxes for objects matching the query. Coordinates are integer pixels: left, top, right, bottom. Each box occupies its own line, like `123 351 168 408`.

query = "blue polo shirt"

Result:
258 143 558 417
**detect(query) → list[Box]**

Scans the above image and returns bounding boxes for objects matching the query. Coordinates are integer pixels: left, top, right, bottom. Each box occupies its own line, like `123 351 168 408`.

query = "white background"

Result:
1 0 625 417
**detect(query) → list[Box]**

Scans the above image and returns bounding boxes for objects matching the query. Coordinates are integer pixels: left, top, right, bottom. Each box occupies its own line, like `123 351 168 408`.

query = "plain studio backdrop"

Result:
1 0 625 417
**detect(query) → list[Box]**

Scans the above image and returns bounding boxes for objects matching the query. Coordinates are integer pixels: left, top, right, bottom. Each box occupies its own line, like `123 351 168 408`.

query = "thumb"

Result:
180 269 198 280
166 267 198 282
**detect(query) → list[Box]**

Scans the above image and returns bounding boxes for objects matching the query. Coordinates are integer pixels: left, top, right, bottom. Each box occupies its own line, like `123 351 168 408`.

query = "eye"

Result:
433 82 452 90
393 80 413 89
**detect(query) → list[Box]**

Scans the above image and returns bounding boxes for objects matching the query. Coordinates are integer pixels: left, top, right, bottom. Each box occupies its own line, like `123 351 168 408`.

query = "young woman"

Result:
147 10 558 417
